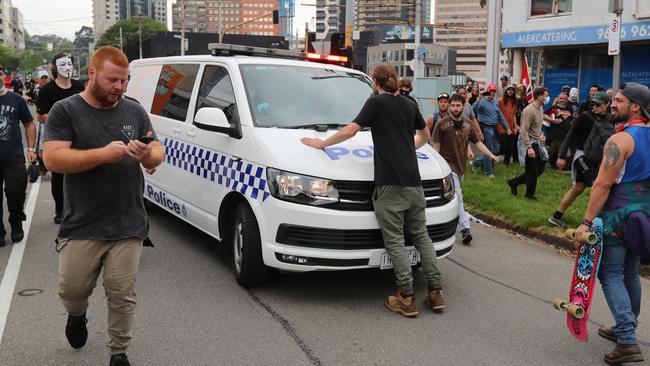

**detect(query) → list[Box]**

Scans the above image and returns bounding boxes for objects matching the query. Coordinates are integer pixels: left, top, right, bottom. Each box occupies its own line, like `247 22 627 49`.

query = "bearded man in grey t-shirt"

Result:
43 46 164 366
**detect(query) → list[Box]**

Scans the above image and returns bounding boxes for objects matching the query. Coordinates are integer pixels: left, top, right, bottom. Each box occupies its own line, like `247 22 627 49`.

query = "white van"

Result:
127 44 459 286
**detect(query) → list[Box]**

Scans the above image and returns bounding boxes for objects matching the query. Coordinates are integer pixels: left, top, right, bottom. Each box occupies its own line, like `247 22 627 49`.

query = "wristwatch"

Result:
27 147 36 152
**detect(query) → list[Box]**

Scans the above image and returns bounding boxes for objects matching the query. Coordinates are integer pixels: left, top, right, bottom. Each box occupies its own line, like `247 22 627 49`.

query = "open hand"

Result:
300 137 325 149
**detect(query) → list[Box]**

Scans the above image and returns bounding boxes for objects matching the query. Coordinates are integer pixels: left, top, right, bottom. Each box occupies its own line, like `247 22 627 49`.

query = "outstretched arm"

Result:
301 122 362 149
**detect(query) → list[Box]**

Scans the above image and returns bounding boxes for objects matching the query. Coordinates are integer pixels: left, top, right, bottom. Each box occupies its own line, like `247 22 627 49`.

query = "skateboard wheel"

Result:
552 298 566 311
566 303 585 319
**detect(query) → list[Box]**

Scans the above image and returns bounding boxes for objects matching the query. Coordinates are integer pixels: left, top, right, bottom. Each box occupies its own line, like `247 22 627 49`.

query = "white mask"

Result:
55 57 74 79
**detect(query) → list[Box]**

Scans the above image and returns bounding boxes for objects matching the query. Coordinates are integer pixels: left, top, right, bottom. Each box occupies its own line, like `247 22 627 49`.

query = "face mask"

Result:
544 96 550 105
55 57 74 78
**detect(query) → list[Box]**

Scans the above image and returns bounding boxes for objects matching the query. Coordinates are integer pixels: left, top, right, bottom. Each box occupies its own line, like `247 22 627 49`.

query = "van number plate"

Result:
380 248 419 270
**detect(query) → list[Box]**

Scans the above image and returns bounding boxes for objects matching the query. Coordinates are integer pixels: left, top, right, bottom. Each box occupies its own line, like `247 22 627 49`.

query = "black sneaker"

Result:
548 216 568 229
461 228 472 245
110 353 131 366
525 195 538 201
10 223 23 243
507 179 517 196
65 312 88 349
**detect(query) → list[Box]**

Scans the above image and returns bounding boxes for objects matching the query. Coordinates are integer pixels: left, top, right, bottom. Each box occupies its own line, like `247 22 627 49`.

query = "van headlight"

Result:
267 168 339 206
442 174 455 201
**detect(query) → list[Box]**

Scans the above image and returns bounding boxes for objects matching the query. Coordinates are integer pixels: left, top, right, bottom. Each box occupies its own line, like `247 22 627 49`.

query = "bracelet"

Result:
27 147 36 152
582 218 593 227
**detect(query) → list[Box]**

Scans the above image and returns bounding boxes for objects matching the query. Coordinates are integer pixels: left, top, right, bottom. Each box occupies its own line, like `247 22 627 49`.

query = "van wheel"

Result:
232 203 269 287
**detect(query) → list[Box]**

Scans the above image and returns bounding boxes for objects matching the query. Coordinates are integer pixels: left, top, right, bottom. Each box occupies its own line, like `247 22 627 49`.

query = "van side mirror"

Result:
194 107 241 138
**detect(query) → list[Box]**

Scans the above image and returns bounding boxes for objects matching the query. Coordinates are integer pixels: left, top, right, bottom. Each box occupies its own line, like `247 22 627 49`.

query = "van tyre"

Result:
232 203 269 287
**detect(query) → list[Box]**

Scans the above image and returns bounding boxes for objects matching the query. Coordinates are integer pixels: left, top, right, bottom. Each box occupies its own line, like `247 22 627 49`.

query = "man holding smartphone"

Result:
43 46 163 366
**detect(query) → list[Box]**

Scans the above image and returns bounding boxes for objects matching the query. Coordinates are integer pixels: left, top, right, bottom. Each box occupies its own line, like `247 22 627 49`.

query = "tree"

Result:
96 18 167 60
0 45 21 72
74 26 94 50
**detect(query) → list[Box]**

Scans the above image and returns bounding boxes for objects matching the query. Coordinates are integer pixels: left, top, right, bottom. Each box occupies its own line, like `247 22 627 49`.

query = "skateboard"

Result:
552 217 604 342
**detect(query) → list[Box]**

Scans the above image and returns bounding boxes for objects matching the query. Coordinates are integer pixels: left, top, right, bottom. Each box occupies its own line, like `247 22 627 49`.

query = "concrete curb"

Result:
469 211 650 278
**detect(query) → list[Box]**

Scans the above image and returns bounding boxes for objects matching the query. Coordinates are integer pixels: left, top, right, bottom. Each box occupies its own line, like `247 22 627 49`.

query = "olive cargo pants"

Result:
373 185 442 294
58 238 143 354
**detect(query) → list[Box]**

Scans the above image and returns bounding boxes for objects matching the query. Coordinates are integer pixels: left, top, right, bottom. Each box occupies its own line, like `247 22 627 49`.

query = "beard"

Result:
610 108 627 123
451 110 462 119
90 83 122 108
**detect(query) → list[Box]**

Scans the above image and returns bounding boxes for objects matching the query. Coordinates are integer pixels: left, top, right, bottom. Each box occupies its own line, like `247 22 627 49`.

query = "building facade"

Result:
315 0 345 40
434 0 487 79
367 42 455 79
0 0 25 50
355 0 416 32
172 0 208 33
239 0 279 36
93 0 168 39
501 0 650 101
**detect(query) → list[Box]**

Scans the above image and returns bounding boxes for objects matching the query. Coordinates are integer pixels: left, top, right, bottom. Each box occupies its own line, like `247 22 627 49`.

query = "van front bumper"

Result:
255 196 459 272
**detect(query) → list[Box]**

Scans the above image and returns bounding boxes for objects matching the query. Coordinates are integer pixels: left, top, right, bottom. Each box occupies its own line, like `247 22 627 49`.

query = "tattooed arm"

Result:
584 133 634 221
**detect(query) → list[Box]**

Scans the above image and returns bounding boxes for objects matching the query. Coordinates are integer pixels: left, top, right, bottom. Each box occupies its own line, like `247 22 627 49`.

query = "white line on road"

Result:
0 179 41 345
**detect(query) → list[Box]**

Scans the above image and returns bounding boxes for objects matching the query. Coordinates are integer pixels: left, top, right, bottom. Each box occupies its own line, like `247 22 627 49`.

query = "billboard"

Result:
379 25 433 42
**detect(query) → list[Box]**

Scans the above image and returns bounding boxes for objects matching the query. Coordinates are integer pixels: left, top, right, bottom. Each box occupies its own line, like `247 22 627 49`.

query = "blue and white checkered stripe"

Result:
164 138 271 201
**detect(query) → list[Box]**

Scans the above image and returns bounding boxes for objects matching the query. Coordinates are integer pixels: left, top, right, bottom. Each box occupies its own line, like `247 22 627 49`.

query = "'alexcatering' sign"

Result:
502 20 650 48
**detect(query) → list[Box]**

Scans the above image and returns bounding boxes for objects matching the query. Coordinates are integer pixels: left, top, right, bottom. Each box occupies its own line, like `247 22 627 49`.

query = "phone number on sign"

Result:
597 24 650 40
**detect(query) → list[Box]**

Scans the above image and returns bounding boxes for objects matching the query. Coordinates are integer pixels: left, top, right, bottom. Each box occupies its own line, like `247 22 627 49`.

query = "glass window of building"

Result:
530 0 571 16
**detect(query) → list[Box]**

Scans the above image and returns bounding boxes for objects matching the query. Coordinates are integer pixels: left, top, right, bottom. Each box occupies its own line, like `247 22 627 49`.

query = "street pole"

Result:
180 0 185 56
119 27 123 51
414 0 421 82
139 18 143 59
612 9 623 90
485 0 503 83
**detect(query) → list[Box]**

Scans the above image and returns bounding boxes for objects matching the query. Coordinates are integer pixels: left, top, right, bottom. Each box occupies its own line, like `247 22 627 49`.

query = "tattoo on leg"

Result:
604 140 621 169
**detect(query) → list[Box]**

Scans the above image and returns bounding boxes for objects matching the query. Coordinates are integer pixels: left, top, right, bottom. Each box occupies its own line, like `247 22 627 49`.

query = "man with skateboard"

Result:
574 82 650 365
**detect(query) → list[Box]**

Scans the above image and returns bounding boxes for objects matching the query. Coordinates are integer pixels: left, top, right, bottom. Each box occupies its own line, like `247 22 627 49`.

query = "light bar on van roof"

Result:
208 43 349 65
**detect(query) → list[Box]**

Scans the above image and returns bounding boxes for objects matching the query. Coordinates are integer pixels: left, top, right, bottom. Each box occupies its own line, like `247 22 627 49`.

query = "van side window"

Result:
195 65 239 125
151 63 200 122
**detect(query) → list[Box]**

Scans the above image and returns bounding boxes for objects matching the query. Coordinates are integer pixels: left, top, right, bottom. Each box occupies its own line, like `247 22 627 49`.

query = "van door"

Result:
145 63 201 217
169 64 246 237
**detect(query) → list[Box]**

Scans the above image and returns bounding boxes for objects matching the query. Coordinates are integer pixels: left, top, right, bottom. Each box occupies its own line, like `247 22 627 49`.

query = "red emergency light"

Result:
306 52 348 63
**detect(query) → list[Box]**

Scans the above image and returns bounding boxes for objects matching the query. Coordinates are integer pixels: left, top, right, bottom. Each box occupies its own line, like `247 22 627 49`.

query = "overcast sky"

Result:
12 0 432 41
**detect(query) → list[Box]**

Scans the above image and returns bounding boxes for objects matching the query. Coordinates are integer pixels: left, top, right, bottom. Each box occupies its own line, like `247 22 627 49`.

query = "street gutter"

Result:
469 210 650 278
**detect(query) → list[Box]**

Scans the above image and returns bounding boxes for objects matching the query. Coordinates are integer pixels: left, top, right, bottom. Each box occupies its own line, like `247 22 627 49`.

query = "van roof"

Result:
129 54 363 74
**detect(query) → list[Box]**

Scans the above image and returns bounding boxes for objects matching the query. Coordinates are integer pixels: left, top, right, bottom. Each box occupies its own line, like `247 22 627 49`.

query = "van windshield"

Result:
239 64 373 128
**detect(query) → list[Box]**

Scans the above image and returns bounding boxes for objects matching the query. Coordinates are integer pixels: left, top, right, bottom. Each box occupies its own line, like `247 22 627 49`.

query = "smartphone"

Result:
137 136 154 144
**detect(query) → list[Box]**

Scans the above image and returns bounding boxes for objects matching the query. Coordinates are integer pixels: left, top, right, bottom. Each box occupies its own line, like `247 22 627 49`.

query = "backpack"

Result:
582 112 615 164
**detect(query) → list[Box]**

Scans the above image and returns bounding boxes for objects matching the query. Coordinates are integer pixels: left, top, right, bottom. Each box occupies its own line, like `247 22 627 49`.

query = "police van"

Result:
127 44 459 286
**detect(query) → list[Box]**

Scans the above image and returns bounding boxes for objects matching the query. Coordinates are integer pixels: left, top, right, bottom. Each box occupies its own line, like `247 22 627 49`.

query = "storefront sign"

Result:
543 68 579 100
502 20 650 48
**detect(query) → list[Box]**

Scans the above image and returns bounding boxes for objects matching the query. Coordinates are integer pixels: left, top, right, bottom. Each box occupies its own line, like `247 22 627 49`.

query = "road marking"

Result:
0 179 41 345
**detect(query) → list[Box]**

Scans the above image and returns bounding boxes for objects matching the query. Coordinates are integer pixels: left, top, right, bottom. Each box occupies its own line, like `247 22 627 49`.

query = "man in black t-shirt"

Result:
301 64 445 317
37 53 85 224
0 66 37 246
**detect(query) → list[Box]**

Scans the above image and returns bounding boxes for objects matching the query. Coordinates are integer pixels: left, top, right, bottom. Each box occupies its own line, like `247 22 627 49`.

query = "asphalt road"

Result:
1 178 649 366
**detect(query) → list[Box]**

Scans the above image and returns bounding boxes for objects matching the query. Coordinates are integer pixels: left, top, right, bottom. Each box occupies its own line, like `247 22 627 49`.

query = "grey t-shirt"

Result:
462 102 475 120
43 94 154 241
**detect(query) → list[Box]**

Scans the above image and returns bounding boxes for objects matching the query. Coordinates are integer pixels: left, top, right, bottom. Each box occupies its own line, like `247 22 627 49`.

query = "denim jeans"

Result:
473 124 498 176
452 173 470 231
597 237 641 345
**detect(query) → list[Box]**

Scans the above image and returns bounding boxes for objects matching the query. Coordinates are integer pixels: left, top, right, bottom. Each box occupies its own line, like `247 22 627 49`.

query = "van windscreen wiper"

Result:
287 123 347 131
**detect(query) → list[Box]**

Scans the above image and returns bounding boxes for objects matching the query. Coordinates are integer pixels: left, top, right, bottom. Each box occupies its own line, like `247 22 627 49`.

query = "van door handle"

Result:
173 126 182 135
187 130 196 138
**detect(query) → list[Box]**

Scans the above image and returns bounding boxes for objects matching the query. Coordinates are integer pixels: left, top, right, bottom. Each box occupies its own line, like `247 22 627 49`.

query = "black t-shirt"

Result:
0 91 34 160
36 79 85 115
353 93 425 186
43 95 155 241
11 79 23 95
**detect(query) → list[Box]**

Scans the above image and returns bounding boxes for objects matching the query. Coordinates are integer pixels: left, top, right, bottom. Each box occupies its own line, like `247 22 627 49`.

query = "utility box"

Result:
413 77 454 119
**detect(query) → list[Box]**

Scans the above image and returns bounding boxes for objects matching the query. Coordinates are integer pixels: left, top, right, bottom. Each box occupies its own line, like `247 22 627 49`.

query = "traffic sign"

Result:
608 16 621 55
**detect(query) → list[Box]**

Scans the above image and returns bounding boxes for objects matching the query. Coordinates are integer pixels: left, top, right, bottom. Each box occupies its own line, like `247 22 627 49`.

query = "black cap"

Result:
619 83 650 120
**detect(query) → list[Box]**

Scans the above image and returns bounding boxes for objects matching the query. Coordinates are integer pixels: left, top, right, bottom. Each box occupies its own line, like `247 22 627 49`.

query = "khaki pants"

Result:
58 238 143 354
373 185 442 294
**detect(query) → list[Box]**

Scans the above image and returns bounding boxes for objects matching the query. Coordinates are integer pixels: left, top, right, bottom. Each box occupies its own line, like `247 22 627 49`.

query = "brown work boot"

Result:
385 290 418 318
427 289 445 312
604 343 644 365
598 326 617 343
